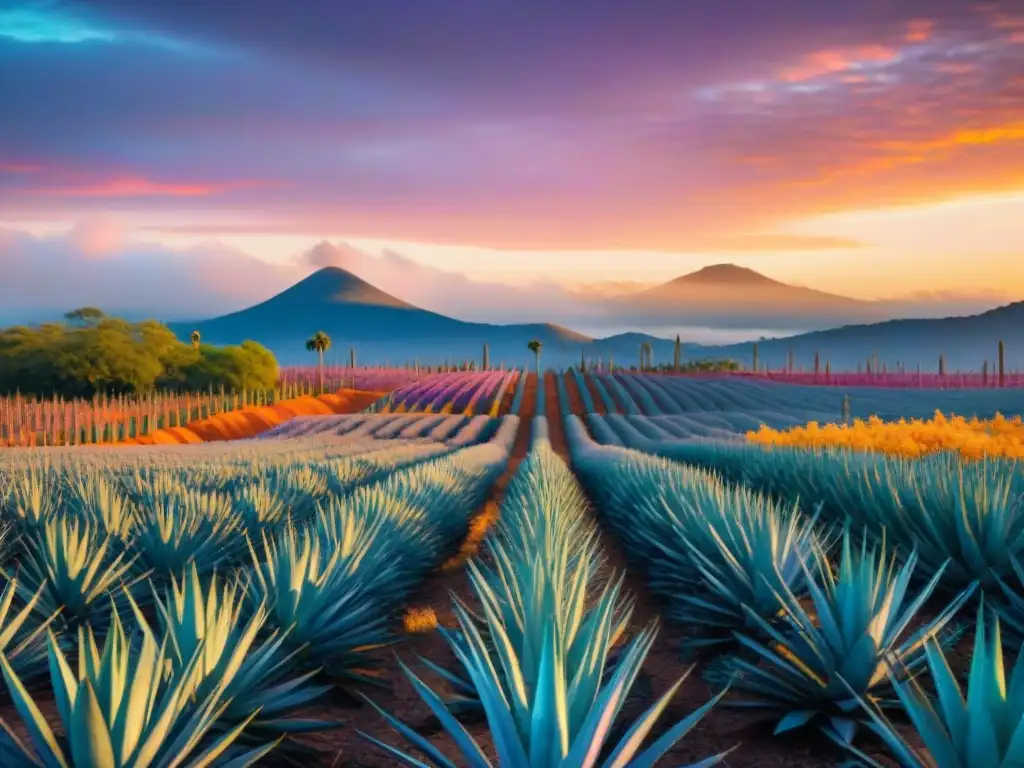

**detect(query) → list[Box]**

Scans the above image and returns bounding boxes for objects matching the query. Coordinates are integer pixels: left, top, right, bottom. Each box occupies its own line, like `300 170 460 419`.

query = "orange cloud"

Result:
778 45 898 82
905 19 934 43
32 176 267 198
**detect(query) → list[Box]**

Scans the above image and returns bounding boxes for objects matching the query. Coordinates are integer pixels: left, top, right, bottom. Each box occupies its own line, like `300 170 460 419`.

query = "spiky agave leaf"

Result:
247 523 392 681
420 541 632 718
725 531 976 743
0 580 57 690
414 441 632 715
9 515 143 631
64 469 137 547
231 482 290 535
361 601 733 768
0 593 278 768
992 555 1024 644
675 490 825 651
132 486 245 580
313 491 428 601
1 463 60 532
154 564 337 738
844 601 1024 768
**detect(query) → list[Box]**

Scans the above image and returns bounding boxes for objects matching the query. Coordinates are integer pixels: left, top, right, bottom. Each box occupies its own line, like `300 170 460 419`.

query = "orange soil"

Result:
118 389 386 445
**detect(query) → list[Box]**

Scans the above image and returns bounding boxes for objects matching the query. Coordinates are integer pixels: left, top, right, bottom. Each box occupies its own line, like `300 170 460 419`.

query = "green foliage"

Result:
0 314 278 398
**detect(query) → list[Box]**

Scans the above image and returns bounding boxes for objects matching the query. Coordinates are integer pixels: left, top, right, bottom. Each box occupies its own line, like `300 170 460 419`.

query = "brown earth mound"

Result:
120 389 386 445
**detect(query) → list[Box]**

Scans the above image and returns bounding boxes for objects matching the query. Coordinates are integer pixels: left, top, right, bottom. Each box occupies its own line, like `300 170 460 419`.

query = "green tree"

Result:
0 315 278 398
63 307 105 327
305 331 332 394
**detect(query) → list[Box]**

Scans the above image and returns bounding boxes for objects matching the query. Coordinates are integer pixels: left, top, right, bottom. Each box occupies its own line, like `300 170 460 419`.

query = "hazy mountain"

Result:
170 266 1023 372
602 263 891 330
169 267 594 365
686 300 1024 373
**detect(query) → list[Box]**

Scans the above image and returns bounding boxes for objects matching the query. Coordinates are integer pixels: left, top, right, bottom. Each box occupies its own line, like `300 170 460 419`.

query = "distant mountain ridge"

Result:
170 266 1024 371
607 262 889 330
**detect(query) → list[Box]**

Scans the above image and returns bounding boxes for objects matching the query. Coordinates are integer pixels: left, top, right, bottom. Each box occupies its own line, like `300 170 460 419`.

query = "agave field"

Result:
378 370 520 417
2 364 1024 766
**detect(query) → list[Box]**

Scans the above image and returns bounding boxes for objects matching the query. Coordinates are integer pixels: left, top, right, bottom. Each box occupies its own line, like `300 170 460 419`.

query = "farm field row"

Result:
2 368 1023 765
0 414 521 765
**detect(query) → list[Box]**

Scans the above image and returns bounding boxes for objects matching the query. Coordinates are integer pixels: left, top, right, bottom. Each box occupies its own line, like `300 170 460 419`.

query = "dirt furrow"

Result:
294 373 539 765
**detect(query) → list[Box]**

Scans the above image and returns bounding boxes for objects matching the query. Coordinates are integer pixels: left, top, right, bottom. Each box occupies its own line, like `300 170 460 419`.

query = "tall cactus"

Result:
939 353 946 377
483 343 490 371
673 334 682 373
813 351 820 377
608 352 614 372
999 340 1006 387
752 343 759 373
787 349 795 374
825 358 831 376
580 347 586 372
349 347 356 369
983 360 989 387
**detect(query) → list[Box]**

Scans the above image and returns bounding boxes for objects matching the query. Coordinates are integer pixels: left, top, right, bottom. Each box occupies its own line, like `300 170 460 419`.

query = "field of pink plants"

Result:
382 370 519 416
730 370 1024 388
276 365 428 392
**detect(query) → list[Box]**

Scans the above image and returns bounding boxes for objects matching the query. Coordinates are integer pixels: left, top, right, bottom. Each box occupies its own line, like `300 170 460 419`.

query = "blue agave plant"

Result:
361 602 733 768
845 602 1024 768
724 531 975 743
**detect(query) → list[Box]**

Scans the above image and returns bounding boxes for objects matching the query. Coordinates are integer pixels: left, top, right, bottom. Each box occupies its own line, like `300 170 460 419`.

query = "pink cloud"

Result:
31 176 268 199
905 19 935 43
777 45 898 82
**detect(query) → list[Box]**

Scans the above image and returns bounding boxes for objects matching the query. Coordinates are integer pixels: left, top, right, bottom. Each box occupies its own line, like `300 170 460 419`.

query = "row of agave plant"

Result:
651 438 1024 597
358 416 734 766
566 414 1024 767
0 421 516 765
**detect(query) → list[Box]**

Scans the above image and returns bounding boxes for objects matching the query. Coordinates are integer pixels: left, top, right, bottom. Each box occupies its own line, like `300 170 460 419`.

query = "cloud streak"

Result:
0 0 1019 251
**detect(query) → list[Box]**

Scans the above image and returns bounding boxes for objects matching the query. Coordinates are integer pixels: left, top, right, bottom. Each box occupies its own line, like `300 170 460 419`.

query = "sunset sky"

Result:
0 0 1022 324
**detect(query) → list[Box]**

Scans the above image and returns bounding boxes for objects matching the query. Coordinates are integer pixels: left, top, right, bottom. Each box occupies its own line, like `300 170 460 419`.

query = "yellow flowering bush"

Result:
747 410 1024 460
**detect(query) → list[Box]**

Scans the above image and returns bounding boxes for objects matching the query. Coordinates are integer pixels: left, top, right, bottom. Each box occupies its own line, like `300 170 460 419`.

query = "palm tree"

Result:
527 339 542 376
305 331 332 394
190 330 201 350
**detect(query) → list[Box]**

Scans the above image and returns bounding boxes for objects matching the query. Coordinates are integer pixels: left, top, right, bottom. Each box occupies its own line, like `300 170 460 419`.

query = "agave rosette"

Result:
131 487 245 579
363 590 731 766
0 595 277 767
311 494 415 598
246 523 392 680
725 532 975 742
847 602 1024 768
65 470 137 547
1 463 61 532
153 565 337 738
230 482 290 534
11 515 142 631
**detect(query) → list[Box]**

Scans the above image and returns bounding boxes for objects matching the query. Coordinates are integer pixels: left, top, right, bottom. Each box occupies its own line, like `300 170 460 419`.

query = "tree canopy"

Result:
0 310 279 398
